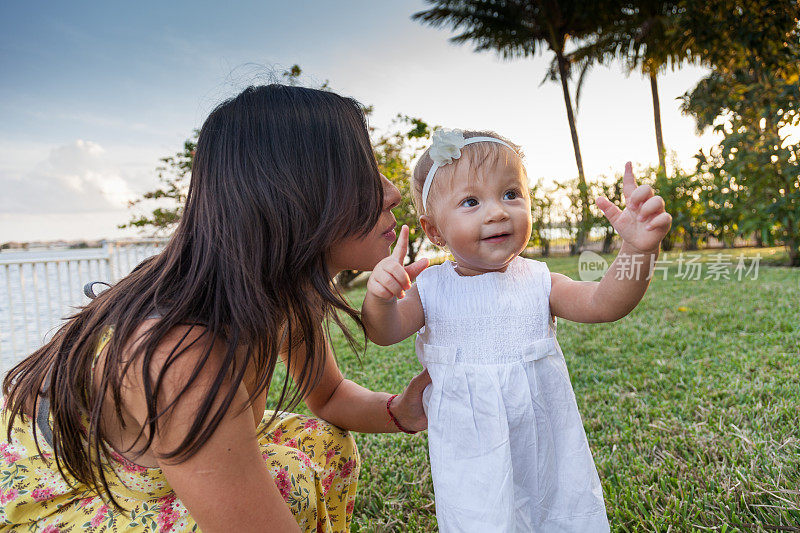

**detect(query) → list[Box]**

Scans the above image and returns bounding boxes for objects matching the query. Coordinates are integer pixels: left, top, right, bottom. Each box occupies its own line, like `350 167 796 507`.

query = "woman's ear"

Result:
420 215 445 247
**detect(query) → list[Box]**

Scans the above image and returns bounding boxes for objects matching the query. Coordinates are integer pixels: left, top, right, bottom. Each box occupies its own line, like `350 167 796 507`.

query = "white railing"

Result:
0 240 167 376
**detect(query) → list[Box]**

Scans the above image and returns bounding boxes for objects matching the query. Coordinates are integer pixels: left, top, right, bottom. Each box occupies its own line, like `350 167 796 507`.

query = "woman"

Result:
1 84 430 532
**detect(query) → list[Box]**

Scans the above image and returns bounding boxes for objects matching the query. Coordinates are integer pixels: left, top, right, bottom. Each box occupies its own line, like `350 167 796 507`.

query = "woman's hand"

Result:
595 162 672 254
389 368 432 433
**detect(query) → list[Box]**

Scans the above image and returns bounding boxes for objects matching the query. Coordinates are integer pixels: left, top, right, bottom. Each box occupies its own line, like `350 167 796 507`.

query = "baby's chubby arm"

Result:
550 162 672 323
362 225 428 346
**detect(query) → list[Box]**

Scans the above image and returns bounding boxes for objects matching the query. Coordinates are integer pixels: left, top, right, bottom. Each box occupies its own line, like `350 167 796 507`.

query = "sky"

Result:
0 1 719 243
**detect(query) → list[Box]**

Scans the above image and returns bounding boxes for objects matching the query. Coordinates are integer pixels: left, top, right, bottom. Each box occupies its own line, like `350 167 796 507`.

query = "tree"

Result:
529 178 558 256
412 0 610 252
551 176 599 252
559 1 695 174
373 115 432 264
680 0 800 265
119 134 195 235
695 157 745 248
553 174 627 254
648 160 705 250
593 175 626 253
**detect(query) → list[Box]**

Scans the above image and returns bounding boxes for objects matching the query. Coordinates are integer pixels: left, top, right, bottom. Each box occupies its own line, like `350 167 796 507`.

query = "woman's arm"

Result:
133 326 301 533
313 372 431 434
281 333 430 434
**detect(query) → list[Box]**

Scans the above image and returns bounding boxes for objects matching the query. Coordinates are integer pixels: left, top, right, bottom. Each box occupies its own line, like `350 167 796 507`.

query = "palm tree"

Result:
558 1 695 174
412 0 609 252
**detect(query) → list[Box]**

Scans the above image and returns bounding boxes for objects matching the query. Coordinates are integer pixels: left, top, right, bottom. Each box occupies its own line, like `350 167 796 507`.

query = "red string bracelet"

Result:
387 394 418 434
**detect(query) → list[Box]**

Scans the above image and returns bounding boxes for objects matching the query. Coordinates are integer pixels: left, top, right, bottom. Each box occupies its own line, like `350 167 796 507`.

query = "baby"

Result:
363 128 672 532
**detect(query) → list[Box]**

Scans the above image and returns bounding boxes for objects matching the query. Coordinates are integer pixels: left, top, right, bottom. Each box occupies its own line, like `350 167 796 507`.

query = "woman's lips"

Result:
382 228 396 241
381 222 397 241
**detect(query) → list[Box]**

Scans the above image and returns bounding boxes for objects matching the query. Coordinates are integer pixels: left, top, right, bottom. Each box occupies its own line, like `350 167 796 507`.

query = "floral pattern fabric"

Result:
0 334 360 532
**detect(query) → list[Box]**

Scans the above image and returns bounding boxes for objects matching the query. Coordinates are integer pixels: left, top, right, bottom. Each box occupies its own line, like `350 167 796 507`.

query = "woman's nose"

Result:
381 174 401 211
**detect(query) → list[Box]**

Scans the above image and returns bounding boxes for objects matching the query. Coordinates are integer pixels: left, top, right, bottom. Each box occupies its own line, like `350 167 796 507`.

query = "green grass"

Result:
277 246 800 532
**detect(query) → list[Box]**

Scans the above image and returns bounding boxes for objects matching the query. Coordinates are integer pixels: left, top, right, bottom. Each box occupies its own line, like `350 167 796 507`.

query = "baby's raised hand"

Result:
595 162 672 253
367 225 429 301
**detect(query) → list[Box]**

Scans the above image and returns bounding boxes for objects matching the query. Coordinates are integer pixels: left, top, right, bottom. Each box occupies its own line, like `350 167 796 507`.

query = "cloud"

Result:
0 139 138 214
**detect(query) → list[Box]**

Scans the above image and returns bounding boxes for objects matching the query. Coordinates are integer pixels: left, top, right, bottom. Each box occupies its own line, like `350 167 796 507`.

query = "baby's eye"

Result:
460 198 479 208
504 190 519 200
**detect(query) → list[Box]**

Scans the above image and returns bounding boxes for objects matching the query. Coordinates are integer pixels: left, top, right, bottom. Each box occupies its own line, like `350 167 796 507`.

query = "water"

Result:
0 245 162 377
0 248 110 263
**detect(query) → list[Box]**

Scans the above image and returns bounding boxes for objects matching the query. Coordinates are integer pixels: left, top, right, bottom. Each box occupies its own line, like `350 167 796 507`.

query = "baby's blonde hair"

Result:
411 130 525 218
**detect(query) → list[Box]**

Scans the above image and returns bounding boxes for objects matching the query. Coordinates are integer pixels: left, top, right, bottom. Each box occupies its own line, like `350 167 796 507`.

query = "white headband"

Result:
421 128 514 211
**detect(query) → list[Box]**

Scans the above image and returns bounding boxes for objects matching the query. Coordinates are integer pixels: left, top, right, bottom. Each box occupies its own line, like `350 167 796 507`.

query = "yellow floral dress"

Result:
0 331 360 532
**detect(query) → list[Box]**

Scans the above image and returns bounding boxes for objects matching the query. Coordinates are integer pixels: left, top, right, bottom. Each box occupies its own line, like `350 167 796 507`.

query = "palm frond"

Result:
412 0 587 60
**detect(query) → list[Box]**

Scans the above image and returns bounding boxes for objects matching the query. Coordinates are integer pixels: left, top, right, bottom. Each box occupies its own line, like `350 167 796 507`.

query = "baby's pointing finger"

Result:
391 225 409 263
622 162 637 200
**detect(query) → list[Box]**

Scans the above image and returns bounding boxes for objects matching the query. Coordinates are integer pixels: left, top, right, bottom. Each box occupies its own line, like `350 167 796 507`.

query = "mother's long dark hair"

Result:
3 84 383 508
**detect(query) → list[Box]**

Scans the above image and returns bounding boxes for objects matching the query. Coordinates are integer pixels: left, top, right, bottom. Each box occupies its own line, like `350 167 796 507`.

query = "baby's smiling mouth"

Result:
483 232 511 241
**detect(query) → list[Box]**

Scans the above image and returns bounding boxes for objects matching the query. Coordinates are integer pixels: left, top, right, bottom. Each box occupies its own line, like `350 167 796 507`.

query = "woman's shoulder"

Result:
111 320 243 452
103 319 227 425
117 320 224 390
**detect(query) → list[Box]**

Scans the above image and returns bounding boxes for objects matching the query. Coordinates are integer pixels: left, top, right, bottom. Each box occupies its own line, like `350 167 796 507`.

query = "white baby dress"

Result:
415 256 609 532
